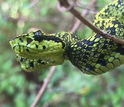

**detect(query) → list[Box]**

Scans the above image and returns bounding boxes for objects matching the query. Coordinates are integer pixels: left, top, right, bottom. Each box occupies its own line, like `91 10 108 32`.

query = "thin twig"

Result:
70 0 97 32
58 0 124 44
30 66 56 107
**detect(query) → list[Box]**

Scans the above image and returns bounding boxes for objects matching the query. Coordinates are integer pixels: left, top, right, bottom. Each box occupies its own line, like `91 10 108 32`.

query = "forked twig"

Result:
30 66 56 107
58 0 124 44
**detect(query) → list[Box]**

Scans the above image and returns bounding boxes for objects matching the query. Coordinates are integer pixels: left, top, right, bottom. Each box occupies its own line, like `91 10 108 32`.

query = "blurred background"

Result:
0 0 124 107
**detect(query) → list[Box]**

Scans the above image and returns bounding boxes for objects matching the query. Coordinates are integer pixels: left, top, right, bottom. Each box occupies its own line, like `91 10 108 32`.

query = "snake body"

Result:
9 0 124 75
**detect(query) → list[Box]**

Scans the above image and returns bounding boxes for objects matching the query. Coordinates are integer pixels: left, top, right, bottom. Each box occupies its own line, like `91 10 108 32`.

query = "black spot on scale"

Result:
112 20 121 25
88 41 94 46
26 48 30 53
38 59 41 63
19 38 23 42
86 47 92 51
20 57 24 62
95 34 100 38
83 40 88 44
104 8 109 13
102 45 107 49
117 0 122 5
62 33 68 38
36 44 38 48
29 62 34 67
96 53 107 66
76 41 85 49
106 27 116 35
85 64 95 72
113 44 124 55
37 59 45 64
42 45 46 49
23 33 29 36
122 12 124 16
13 46 15 50
41 61 45 65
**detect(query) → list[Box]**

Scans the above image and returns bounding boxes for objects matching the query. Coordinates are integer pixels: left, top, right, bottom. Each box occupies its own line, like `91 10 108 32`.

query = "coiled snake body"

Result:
9 0 124 75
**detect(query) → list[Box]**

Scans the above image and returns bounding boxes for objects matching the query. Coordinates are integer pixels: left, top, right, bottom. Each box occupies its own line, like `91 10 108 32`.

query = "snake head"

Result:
9 30 66 71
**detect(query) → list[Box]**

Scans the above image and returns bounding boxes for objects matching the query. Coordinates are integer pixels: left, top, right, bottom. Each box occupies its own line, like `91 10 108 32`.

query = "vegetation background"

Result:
0 0 124 107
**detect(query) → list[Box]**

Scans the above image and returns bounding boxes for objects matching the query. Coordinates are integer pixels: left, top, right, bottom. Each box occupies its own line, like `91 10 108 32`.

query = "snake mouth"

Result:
11 45 65 60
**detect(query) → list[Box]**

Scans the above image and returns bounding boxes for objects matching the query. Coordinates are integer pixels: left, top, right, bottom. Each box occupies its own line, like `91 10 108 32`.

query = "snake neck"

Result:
66 33 124 75
48 32 81 59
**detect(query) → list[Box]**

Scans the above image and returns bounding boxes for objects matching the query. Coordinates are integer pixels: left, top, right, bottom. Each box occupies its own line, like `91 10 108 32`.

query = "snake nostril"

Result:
27 38 32 45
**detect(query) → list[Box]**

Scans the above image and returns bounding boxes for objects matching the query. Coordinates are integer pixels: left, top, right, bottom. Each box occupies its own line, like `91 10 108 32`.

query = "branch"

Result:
70 0 97 32
30 66 56 107
58 0 124 44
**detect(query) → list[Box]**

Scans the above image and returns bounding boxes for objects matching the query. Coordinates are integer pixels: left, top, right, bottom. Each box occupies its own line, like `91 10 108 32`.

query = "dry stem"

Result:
70 0 97 32
30 66 56 107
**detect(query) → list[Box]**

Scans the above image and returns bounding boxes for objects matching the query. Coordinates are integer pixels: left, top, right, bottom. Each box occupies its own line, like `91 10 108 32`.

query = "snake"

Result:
9 0 124 75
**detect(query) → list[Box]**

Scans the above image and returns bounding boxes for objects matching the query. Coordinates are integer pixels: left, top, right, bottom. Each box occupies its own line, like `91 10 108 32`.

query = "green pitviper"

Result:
9 0 124 75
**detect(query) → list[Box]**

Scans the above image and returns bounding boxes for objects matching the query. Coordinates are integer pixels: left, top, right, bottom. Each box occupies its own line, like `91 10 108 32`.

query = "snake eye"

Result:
33 30 44 42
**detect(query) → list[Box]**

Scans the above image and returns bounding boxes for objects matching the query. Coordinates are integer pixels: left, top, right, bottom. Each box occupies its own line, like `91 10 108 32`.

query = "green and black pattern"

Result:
9 0 124 75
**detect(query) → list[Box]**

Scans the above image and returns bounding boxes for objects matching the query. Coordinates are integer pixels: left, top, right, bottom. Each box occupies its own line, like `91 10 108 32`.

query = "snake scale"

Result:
9 0 124 75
